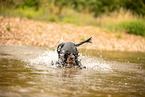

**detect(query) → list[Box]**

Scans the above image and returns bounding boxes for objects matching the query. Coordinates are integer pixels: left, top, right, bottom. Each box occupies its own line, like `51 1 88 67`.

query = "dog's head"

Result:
64 51 77 64
57 42 79 65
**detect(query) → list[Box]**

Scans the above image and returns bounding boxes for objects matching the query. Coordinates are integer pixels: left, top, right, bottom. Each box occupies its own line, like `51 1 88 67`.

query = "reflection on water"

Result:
0 45 145 97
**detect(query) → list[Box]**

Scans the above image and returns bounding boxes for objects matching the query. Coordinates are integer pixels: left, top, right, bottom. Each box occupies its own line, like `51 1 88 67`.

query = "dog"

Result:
55 37 92 68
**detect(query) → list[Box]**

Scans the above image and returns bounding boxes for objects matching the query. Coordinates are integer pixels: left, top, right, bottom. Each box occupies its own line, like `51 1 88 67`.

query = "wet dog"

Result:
56 37 92 68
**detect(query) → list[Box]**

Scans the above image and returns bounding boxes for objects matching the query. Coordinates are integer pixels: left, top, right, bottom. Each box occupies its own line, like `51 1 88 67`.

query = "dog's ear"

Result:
57 43 64 54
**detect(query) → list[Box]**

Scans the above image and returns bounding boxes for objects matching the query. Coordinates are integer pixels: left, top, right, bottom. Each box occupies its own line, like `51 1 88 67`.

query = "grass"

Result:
6 26 11 31
120 20 145 36
0 7 59 22
94 9 145 36
116 33 122 39
0 7 144 37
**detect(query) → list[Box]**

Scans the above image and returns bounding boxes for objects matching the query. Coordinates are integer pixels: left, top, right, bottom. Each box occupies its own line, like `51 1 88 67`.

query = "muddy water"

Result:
0 45 145 97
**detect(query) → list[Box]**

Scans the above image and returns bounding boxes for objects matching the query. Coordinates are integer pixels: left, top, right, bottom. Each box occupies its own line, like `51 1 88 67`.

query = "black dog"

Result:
56 37 92 68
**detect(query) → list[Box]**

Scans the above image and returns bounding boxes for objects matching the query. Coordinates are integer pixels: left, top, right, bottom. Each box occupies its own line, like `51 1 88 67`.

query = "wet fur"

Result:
56 37 92 68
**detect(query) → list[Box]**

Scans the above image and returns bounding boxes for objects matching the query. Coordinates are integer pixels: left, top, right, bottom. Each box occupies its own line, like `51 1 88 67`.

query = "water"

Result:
0 44 145 97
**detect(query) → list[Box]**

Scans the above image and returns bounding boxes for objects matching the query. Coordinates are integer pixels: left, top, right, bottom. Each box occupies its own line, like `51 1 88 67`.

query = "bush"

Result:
48 15 58 22
121 20 145 36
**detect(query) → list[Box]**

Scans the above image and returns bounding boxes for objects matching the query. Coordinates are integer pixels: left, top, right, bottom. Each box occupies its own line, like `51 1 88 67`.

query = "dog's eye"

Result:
67 52 70 55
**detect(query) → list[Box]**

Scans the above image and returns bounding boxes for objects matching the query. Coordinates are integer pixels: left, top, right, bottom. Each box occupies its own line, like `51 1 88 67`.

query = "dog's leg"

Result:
56 59 65 67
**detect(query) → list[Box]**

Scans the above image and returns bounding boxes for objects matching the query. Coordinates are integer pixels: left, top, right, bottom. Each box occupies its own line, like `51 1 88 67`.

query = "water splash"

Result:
24 49 58 70
80 55 112 72
24 49 112 72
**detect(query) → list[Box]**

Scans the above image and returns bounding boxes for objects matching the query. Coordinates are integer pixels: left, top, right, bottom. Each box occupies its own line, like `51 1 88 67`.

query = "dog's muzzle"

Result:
66 54 75 64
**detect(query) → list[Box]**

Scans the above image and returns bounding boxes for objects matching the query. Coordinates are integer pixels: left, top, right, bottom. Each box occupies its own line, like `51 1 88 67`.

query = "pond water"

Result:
0 44 145 97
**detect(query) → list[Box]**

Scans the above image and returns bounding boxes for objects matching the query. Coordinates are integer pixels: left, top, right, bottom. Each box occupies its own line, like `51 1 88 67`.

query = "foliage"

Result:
0 0 144 16
120 0 145 16
48 15 59 22
121 20 145 36
6 26 11 31
0 0 145 36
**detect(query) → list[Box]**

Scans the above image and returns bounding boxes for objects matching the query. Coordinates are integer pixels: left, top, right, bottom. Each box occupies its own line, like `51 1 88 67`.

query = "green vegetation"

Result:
6 26 11 31
120 20 145 36
0 0 145 36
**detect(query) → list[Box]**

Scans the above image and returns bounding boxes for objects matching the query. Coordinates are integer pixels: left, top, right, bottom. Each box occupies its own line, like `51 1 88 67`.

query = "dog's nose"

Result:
70 57 74 60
